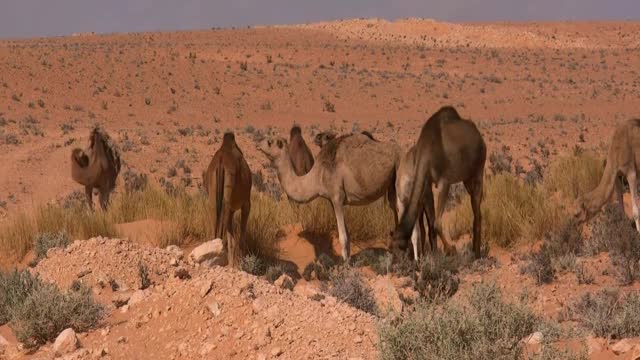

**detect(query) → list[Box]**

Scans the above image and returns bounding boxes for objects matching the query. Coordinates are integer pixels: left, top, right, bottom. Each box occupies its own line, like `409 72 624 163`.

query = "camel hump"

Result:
432 106 461 121
290 125 302 137
361 131 376 141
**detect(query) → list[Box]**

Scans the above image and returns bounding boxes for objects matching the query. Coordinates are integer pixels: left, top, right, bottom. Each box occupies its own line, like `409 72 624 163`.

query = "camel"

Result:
203 132 252 267
314 130 376 148
392 106 487 259
395 144 427 260
259 132 400 260
288 125 315 176
70 126 121 210
574 119 640 231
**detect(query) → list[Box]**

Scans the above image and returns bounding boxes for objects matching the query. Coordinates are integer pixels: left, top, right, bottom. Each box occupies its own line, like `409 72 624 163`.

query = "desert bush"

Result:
265 264 284 283
33 231 70 264
241 254 267 276
329 267 378 315
138 261 151 290
10 282 104 349
0 270 44 324
351 249 393 275
448 174 564 247
561 289 640 338
123 168 149 194
521 244 555 285
413 254 460 301
544 152 603 201
489 146 512 174
302 253 336 281
378 283 544 360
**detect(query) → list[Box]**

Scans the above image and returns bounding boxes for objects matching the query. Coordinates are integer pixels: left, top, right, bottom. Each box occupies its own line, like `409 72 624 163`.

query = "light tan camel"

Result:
259 133 400 260
392 106 487 259
289 125 315 176
203 132 252 267
313 130 375 148
71 126 121 210
575 119 640 231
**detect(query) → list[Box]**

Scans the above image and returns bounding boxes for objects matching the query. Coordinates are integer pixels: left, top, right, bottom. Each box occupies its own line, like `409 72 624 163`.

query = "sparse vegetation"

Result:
378 283 548 360
329 267 378 315
241 254 268 276
544 152 603 200
32 231 70 265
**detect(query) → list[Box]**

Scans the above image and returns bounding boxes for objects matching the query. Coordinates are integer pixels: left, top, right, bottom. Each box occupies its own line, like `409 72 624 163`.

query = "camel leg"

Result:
225 209 239 268
98 190 110 211
396 196 420 260
433 182 454 255
240 200 251 255
332 198 350 261
615 176 624 213
418 210 426 258
422 185 438 253
387 183 399 227
627 171 640 233
465 173 484 259
84 185 94 211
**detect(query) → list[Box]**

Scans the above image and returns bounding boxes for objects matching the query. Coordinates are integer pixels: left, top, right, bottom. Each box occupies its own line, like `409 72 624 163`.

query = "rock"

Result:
612 338 634 355
76 267 92 278
112 292 132 308
117 336 127 344
271 347 283 357
53 328 79 356
189 239 224 264
207 302 221 317
274 274 295 291
585 336 604 354
128 290 146 306
354 336 363 344
0 334 8 355
174 267 191 280
166 245 184 259
203 256 227 267
169 258 179 267
630 344 640 360
252 297 268 313
256 354 266 360
200 279 213 298
200 343 215 356
524 332 544 345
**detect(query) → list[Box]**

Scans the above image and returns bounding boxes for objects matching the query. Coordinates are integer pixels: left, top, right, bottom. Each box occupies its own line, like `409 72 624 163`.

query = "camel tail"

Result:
582 147 618 218
394 137 429 250
214 166 226 239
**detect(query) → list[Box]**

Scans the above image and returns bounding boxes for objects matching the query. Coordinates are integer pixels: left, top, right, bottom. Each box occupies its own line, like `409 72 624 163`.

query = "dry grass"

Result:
294 197 393 243
544 152 603 201
447 174 565 247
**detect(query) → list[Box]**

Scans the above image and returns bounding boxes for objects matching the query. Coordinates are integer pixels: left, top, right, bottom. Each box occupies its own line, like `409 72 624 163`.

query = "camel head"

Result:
258 136 288 162
313 131 337 148
71 148 90 168
572 198 589 225
290 125 302 138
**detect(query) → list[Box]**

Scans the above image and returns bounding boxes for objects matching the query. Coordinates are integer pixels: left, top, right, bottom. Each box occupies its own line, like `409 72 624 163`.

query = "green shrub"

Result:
10 283 104 349
241 254 267 276
0 270 44 324
33 231 70 264
378 283 543 360
329 268 378 315
561 289 640 338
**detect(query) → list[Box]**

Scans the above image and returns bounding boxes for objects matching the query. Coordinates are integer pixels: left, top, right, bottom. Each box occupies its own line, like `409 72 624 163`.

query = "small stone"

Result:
53 328 79 356
166 245 184 259
612 338 634 355
524 332 543 345
128 290 146 306
189 239 224 264
354 336 363 344
117 336 127 344
200 343 215 356
203 256 227 267
256 354 266 360
200 279 213 298
207 302 221 317
630 344 640 360
76 267 92 278
169 258 178 267
271 347 283 357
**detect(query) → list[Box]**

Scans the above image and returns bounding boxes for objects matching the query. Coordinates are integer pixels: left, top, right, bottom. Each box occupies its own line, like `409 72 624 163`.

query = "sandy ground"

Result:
1 18 640 359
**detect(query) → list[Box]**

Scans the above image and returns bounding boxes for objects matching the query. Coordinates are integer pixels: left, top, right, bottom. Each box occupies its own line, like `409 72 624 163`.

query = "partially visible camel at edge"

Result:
71 126 121 210
392 106 487 259
574 119 640 232
289 125 315 176
203 132 252 267
313 130 376 148
259 133 400 260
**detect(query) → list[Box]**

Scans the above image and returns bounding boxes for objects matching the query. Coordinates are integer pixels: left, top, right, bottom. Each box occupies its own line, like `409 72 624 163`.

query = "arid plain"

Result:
1 19 640 359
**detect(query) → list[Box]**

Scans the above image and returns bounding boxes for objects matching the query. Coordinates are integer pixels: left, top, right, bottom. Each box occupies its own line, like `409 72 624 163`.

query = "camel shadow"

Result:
298 229 341 263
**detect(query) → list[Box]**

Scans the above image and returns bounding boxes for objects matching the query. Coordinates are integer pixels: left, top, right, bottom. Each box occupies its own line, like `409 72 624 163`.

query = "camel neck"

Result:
275 151 320 203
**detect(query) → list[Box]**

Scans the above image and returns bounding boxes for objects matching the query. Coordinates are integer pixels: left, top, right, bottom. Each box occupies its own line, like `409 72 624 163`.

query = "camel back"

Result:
90 126 122 176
